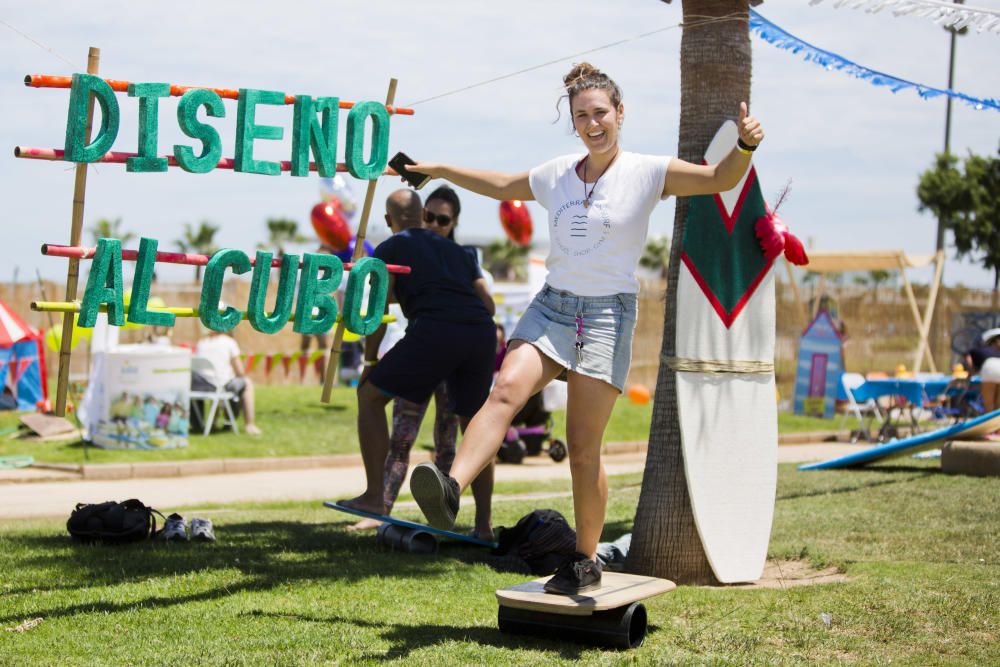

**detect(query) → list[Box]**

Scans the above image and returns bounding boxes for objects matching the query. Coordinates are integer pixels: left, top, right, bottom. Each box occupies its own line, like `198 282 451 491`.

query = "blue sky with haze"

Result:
2 0 998 287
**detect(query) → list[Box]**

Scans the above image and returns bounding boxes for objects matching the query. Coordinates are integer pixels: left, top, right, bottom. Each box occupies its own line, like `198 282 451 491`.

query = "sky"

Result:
1 0 998 288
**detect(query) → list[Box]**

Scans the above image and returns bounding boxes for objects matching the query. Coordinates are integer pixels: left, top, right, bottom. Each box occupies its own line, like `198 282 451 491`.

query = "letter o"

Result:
342 257 389 336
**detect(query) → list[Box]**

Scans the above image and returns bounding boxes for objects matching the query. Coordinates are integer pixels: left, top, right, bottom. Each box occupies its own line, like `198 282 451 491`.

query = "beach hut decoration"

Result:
0 300 48 411
792 309 845 420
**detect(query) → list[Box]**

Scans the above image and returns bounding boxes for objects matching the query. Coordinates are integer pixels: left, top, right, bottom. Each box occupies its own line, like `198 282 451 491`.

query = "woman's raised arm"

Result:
663 102 764 198
405 162 534 202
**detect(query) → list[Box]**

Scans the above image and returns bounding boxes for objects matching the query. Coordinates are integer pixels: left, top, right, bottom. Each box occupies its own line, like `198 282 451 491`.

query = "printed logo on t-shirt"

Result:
552 199 612 257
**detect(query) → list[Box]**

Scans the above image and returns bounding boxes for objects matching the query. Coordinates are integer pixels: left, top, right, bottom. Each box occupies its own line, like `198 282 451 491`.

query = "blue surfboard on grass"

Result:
324 501 498 548
799 409 1000 471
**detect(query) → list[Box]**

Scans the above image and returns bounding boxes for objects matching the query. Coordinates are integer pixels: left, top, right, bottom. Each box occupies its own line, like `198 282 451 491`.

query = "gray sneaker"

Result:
160 513 188 541
190 517 216 542
410 462 460 530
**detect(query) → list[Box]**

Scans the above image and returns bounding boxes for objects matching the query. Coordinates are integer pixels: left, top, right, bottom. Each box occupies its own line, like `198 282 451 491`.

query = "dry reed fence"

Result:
2 275 996 398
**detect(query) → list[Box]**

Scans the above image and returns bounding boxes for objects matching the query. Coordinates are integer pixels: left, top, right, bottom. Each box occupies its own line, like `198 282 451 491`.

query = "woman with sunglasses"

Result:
350 186 498 541
406 62 765 595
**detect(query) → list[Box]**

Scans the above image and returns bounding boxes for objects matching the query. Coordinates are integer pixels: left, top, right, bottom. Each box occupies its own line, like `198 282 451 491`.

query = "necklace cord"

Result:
581 147 620 206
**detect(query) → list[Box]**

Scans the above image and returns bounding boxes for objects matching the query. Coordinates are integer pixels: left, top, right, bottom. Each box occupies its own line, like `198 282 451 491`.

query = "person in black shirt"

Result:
967 328 1000 420
340 189 497 535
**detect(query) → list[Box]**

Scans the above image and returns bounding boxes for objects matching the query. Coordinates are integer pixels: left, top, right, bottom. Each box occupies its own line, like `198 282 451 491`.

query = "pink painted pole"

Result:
41 244 411 274
15 146 402 177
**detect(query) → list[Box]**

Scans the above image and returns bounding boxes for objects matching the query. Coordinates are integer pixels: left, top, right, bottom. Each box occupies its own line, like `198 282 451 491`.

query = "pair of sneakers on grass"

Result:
410 462 601 596
160 514 216 542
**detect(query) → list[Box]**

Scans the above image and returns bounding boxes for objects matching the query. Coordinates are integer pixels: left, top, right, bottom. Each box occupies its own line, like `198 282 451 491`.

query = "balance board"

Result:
496 572 675 649
799 409 1000 470
324 501 497 548
675 120 778 584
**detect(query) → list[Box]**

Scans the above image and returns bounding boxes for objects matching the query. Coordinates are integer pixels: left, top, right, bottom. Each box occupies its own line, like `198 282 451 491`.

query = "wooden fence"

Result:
2 275 995 396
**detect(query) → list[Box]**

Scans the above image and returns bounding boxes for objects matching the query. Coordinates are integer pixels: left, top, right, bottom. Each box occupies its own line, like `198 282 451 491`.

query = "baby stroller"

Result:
497 391 567 464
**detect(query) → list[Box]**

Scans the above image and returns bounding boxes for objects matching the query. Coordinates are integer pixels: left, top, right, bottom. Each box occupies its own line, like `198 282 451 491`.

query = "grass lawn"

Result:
0 384 841 466
1 460 997 664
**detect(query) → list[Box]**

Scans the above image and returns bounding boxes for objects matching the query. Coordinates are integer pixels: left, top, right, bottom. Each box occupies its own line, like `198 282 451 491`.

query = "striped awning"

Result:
0 301 36 346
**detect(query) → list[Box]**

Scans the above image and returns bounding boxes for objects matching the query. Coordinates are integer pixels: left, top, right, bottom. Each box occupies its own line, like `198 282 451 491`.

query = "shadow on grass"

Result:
244 609 613 660
0 519 484 625
778 471 935 501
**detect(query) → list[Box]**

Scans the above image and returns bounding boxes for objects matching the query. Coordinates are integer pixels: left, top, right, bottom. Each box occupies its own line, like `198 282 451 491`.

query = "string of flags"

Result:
749 9 1000 112
241 351 326 379
807 0 1000 36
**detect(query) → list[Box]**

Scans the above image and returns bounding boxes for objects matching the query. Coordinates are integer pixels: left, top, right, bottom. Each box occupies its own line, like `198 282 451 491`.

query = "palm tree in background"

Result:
259 218 306 259
628 0 757 584
639 235 672 279
88 217 135 246
482 239 530 282
176 221 220 281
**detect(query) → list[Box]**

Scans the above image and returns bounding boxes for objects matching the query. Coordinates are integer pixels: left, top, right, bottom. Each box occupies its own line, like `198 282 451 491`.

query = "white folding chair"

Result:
189 356 240 436
839 372 883 443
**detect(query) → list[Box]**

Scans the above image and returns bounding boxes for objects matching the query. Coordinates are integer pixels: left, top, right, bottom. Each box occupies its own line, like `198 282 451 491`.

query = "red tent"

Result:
0 300 48 410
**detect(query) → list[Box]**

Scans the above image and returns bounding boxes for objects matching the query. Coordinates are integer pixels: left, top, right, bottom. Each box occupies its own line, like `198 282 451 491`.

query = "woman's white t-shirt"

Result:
529 151 670 296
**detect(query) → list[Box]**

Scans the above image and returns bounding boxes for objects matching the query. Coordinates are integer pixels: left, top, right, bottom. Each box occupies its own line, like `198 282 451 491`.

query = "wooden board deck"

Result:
496 572 676 616
17 414 80 441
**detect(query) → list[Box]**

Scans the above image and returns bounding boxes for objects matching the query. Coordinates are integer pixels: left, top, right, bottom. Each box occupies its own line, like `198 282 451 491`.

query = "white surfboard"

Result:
675 120 778 583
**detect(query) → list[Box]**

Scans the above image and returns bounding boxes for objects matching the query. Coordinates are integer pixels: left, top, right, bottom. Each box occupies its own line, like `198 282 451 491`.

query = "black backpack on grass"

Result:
67 499 164 544
490 509 578 575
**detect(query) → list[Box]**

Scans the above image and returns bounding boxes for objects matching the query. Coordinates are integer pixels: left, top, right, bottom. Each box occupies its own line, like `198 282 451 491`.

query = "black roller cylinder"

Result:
497 602 647 649
375 523 438 554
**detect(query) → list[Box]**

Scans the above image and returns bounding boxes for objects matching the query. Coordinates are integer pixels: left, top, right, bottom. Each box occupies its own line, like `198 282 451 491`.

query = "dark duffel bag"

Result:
66 499 164 544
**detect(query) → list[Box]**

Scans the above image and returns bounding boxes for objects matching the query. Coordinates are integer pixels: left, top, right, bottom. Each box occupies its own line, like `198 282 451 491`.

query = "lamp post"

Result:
933 0 965 368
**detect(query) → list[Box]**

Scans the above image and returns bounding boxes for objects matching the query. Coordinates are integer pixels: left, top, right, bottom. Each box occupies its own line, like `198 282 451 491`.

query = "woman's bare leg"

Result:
459 415 496 541
449 341 563 490
564 371 620 560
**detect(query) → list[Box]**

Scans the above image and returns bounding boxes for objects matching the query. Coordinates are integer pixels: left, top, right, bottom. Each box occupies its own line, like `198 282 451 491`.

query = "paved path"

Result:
1 443 866 520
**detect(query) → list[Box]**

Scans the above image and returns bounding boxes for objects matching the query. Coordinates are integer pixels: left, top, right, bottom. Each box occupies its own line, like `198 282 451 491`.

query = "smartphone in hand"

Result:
388 151 431 190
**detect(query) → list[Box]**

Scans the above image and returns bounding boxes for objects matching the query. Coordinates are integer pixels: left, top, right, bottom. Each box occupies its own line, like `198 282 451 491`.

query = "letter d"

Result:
64 73 120 162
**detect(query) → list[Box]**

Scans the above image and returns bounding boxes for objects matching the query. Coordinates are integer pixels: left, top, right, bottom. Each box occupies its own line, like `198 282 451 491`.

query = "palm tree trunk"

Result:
992 270 998 311
627 0 752 584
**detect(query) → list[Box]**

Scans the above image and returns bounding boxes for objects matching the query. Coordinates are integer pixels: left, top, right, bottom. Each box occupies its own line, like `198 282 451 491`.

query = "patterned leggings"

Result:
383 382 458 512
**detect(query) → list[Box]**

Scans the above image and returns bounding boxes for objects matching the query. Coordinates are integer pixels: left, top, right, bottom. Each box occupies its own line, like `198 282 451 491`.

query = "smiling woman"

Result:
401 60 766 597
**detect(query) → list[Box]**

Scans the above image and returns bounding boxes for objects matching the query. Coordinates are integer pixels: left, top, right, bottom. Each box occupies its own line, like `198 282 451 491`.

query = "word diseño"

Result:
64 73 390 178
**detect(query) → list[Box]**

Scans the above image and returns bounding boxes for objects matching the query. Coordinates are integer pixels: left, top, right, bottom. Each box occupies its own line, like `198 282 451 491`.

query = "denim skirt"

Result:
510 284 638 392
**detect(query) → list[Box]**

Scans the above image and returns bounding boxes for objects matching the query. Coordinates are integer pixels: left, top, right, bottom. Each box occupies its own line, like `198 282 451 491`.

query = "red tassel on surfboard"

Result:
754 210 808 266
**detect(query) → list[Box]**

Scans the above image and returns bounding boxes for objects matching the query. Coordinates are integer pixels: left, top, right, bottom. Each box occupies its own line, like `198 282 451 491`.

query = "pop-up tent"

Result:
785 250 944 373
0 300 48 410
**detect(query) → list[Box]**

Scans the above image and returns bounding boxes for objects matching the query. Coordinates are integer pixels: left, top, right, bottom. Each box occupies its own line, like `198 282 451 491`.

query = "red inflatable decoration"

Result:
499 200 533 246
311 200 352 251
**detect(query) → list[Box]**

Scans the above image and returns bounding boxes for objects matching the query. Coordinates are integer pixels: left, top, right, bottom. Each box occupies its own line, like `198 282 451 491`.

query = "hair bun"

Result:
563 62 599 89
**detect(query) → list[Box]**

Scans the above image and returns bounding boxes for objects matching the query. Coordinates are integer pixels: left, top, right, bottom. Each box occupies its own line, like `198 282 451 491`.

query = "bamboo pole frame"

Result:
785 251 942 373
321 78 397 403
896 254 937 372
54 47 100 417
27 58 408 411
911 250 945 374
783 258 808 329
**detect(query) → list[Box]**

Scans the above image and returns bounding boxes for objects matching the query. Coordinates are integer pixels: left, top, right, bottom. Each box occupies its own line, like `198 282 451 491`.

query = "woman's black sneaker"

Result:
410 462 460 530
543 552 603 595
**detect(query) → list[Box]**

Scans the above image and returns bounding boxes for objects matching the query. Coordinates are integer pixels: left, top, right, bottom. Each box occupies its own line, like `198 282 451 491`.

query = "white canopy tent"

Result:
785 250 945 373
